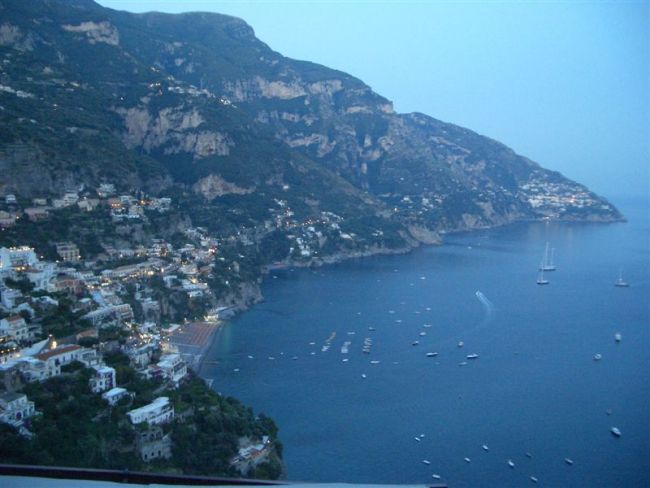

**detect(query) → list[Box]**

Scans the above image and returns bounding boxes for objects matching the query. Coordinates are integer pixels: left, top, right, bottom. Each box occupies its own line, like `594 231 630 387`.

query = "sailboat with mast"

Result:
537 268 549 285
539 242 556 271
614 268 629 287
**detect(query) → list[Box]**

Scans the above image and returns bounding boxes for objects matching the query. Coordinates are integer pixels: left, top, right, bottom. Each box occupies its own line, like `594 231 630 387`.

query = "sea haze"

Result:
202 198 649 487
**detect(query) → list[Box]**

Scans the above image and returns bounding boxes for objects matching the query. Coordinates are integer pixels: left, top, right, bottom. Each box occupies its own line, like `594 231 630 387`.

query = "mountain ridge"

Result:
0 0 623 252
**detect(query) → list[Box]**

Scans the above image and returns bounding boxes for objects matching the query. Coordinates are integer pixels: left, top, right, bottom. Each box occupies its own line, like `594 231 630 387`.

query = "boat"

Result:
610 427 621 437
422 460 431 465
464 457 471 463
414 437 421 442
539 242 556 271
370 360 380 365
368 326 376 331
458 361 468 366
564 458 574 465
457 341 464 348
508 459 515 468
412 340 419 346
426 352 438 357
419 331 427 336
525 452 532 459
593 353 602 361
536 268 549 285
614 333 622 343
614 269 629 287
361 373 367 379
482 444 489 452
432 474 441 480
466 353 480 359
530 476 538 483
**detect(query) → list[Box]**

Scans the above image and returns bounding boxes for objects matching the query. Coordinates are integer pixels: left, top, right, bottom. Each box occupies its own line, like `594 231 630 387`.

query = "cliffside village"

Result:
0 183 278 470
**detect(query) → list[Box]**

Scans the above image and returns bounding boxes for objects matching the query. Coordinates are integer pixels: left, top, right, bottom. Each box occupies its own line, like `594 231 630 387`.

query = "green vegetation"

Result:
8 358 282 478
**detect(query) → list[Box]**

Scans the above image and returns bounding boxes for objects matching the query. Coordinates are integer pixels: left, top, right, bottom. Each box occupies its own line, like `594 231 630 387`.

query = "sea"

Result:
201 196 649 487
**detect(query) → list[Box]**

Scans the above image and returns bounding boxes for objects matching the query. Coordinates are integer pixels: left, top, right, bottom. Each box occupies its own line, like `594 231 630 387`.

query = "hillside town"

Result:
0 184 287 475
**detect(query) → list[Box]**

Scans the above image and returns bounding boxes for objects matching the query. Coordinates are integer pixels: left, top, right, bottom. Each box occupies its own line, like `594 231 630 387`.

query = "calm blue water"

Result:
202 197 649 487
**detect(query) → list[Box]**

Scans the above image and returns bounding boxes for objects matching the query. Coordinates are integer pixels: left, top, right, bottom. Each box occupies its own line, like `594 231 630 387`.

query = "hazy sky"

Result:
97 1 649 199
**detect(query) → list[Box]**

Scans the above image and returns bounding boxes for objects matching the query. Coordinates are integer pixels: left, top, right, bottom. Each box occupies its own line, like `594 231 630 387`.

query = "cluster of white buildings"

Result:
0 184 172 229
520 178 612 216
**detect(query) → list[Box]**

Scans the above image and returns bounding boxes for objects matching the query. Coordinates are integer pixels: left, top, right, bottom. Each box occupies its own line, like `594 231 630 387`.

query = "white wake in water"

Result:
475 290 495 326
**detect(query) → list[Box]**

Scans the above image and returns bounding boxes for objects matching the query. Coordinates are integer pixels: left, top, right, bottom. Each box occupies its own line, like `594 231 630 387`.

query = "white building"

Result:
0 286 23 310
19 344 84 381
0 315 29 342
0 392 36 428
127 397 174 426
157 354 187 384
89 365 116 394
102 387 130 406
0 246 39 271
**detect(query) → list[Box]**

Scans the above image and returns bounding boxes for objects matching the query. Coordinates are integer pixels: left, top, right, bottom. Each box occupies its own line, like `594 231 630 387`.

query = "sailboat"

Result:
536 268 549 285
614 269 629 287
539 242 556 271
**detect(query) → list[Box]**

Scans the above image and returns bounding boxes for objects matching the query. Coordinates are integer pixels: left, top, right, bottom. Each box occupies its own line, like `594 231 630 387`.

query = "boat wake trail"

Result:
475 290 495 327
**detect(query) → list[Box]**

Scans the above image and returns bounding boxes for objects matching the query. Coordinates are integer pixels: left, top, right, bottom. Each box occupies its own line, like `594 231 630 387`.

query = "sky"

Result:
97 1 649 200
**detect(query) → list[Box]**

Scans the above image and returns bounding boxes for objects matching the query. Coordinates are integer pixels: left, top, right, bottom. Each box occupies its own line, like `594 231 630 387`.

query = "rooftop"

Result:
36 345 81 361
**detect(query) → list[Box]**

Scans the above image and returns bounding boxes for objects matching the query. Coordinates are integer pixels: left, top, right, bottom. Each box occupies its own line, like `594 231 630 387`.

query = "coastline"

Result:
202 212 626 369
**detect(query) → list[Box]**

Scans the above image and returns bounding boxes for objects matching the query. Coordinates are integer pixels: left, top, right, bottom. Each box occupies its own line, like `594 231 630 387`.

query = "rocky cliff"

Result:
0 0 622 245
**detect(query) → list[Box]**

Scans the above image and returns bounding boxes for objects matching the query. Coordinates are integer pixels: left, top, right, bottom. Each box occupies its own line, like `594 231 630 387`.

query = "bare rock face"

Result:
0 23 33 50
193 174 253 200
62 21 119 46
407 225 442 245
115 106 233 159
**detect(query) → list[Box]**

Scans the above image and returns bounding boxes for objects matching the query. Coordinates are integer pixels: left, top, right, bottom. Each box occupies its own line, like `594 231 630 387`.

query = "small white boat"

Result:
423 324 433 328
420 433 425 438
268 356 275 360
530 476 538 483
426 352 438 357
593 353 602 361
361 373 367 379
432 474 441 480
508 459 515 468
414 437 421 442
368 326 376 331
419 331 427 336
247 355 254 359
464 457 471 463
459 361 468 366
539 242 556 271
614 269 629 287
482 444 489 452
342 358 349 362
233 368 239 372
292 356 298 360
412 340 419 346
422 460 431 465
370 360 380 365
536 268 549 285
458 341 464 348
611 427 621 437
614 333 622 343
466 353 480 359
564 458 574 465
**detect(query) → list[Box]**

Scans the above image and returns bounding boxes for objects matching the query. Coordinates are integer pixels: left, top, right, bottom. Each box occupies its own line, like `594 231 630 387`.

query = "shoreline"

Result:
201 214 627 376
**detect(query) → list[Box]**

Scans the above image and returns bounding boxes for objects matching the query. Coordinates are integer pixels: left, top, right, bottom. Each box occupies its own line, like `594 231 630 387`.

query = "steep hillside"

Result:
0 0 622 249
